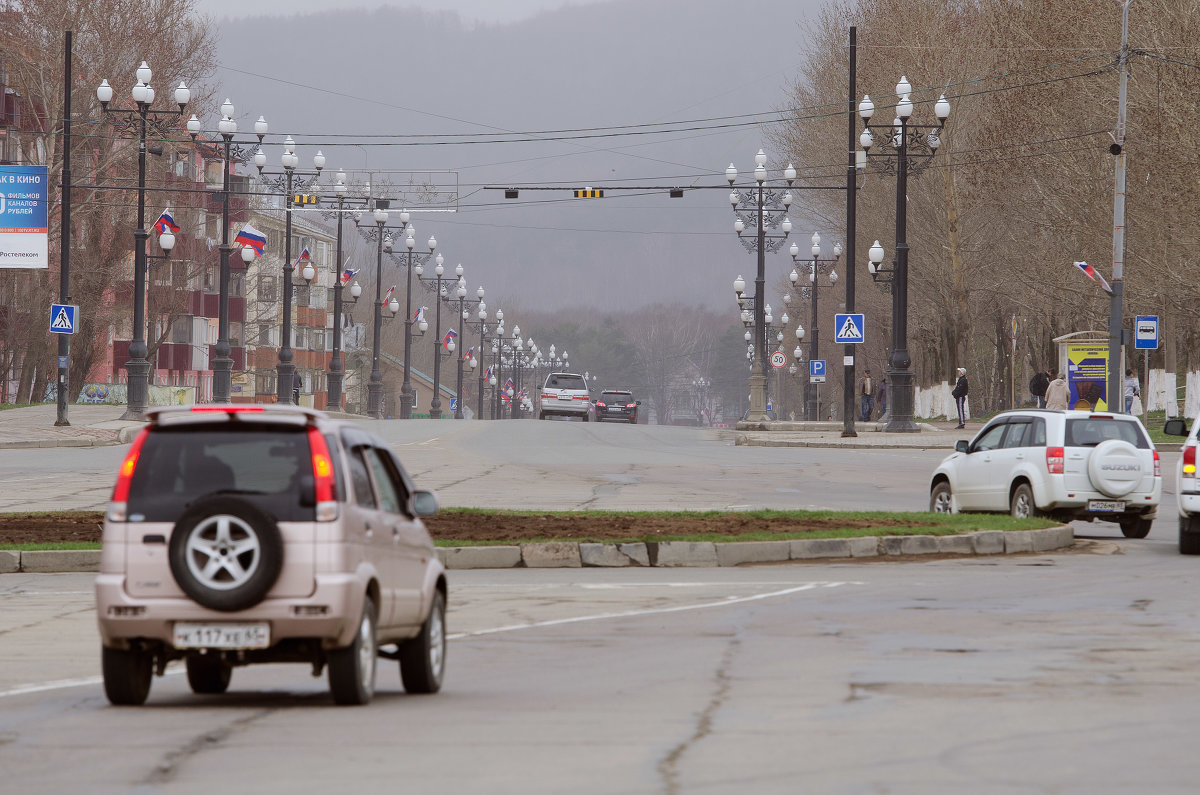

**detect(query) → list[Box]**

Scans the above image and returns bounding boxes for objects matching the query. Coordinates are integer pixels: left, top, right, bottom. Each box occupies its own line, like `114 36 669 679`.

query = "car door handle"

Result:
364 522 373 539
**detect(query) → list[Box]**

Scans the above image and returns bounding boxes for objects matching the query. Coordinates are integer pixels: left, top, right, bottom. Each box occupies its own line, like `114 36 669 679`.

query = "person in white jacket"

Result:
1045 369 1069 410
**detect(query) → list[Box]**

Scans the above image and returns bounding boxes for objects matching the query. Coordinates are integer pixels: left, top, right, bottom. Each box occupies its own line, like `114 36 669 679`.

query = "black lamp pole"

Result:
255 136 324 406
97 64 190 420
728 153 795 425
858 81 949 432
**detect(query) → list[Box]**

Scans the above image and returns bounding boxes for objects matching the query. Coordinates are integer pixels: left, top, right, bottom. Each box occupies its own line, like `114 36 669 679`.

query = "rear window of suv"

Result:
126 426 316 522
547 375 586 391
601 392 632 403
1065 417 1150 449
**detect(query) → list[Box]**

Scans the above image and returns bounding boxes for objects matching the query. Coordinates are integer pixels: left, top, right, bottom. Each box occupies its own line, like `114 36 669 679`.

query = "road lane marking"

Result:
0 582 859 697
447 581 857 639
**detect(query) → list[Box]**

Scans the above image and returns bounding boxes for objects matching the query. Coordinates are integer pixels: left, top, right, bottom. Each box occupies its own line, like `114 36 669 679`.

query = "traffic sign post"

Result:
1134 316 1158 350
834 313 865 344
810 359 826 384
49 303 76 334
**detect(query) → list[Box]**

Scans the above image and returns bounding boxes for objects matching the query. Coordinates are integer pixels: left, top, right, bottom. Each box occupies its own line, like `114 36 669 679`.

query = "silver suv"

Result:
929 408 1160 537
538 372 592 421
95 405 446 706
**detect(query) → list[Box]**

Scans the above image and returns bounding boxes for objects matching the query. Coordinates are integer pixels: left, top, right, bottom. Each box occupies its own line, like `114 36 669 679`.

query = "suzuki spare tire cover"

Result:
168 496 284 612
1086 439 1146 498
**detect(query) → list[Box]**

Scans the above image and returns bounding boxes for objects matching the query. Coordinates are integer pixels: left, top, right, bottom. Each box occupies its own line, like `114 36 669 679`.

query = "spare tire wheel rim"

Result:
184 514 263 590
1087 440 1144 498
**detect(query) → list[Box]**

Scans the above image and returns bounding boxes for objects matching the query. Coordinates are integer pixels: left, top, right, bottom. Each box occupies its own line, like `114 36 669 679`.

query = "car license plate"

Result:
173 622 270 649
1088 500 1125 512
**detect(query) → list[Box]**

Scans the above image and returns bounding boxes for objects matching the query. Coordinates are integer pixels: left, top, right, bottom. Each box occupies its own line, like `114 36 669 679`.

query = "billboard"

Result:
1065 343 1111 411
0 165 49 268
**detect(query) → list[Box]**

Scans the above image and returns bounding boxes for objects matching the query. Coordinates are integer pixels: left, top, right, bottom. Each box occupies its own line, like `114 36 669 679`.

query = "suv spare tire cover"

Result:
1086 439 1146 498
168 496 284 612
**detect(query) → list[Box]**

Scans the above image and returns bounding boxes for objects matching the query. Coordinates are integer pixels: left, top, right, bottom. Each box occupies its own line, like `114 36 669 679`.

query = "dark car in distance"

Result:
595 390 641 424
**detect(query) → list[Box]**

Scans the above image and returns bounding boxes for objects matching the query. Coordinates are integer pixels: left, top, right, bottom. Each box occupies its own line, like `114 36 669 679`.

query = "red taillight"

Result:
190 406 265 413
307 427 337 507
1045 446 1064 475
1154 449 1161 478
1184 445 1196 477
596 402 607 408
541 392 554 401
111 428 150 503
574 394 590 401
626 403 636 408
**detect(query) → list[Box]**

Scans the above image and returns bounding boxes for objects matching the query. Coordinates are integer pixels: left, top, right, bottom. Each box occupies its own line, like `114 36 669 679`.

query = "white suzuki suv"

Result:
95 405 447 706
929 409 1160 537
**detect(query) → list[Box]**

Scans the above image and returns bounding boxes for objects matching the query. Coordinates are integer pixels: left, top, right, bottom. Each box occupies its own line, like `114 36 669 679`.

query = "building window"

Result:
203 265 217 292
258 275 277 302
171 317 192 344
295 284 310 307
295 326 306 348
230 322 242 348
230 272 246 297
258 323 272 346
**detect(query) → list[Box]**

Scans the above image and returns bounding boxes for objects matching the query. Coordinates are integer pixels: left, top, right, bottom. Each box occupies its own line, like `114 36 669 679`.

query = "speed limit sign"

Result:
770 351 787 369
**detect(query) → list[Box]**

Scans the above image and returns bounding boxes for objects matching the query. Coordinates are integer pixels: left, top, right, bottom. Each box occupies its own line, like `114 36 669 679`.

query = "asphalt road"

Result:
1 421 1194 792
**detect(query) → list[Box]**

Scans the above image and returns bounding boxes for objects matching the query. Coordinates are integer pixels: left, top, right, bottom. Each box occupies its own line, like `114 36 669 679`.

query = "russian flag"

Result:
235 224 266 256
340 268 359 285
442 328 458 349
504 377 515 395
293 247 311 271
383 285 396 305
1074 261 1112 294
154 208 179 234
463 346 474 361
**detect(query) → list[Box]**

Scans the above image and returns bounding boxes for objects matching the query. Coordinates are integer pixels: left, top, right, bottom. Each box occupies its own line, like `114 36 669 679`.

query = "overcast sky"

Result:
195 0 596 24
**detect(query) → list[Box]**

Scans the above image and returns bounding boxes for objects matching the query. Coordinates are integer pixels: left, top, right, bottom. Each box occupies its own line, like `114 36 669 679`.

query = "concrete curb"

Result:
10 527 1075 573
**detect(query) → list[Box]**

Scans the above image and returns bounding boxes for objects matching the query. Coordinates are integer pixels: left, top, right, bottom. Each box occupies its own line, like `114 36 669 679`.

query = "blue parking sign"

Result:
449 397 458 412
810 359 826 377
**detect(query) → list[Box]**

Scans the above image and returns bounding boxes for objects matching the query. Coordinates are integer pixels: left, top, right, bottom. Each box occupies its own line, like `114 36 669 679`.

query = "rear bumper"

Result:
95 573 366 649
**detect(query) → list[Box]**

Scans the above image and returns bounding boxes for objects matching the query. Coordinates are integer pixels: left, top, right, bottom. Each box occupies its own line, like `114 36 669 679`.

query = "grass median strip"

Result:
0 508 1058 551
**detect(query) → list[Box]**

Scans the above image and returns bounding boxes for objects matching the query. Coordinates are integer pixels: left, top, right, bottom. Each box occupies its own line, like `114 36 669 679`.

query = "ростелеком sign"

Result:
0 165 49 268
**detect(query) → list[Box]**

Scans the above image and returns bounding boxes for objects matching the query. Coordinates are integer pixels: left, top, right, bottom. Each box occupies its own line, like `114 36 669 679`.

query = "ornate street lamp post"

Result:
185 100 265 404
789 232 841 420
728 151 794 424
97 63 190 420
323 169 373 411
254 136 324 405
859 79 950 432
453 282 484 419
416 256 454 418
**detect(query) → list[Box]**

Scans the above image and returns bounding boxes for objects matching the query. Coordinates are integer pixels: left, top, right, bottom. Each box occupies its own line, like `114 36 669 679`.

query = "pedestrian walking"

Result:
860 369 874 421
1030 367 1051 408
1123 368 1140 414
877 377 888 419
1045 368 1069 410
951 367 969 428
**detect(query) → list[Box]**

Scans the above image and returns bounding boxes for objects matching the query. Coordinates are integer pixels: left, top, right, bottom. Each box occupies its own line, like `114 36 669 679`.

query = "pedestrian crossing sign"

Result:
834 313 865 344
50 303 77 334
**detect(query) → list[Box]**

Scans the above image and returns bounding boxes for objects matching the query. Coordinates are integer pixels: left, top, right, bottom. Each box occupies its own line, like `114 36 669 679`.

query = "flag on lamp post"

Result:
154 208 179 234
1073 261 1113 295
234 225 266 256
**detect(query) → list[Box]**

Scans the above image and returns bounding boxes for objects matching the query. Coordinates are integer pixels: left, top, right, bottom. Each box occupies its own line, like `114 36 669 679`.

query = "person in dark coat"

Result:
951 367 968 428
1030 367 1051 408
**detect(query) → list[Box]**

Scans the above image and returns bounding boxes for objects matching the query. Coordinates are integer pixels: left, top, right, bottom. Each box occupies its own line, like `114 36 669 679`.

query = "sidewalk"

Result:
724 418 984 449
0 404 144 449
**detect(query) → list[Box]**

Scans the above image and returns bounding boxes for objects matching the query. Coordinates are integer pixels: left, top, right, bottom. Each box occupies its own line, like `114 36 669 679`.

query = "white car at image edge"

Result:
1163 417 1200 554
